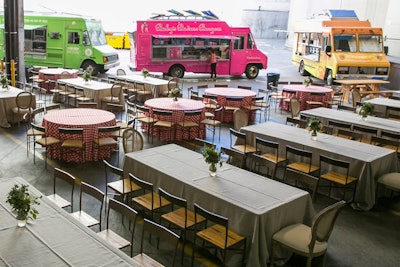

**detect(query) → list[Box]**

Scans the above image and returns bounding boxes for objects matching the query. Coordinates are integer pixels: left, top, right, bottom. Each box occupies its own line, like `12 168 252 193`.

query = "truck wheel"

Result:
169 65 184 78
245 64 259 79
299 61 309 76
81 61 99 76
326 70 333 86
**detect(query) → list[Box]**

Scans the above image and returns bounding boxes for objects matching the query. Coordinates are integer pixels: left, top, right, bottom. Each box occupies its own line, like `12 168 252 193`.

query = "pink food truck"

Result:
130 15 268 79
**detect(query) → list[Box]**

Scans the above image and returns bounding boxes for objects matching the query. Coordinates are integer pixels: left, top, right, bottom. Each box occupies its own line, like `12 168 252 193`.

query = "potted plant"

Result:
141 68 149 78
307 118 323 140
0 74 9 90
358 102 374 121
6 184 41 227
168 87 182 102
304 76 313 87
81 71 92 83
202 144 223 177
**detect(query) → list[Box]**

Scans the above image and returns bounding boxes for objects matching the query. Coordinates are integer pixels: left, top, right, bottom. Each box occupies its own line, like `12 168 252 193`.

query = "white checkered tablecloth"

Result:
144 98 206 141
43 108 116 163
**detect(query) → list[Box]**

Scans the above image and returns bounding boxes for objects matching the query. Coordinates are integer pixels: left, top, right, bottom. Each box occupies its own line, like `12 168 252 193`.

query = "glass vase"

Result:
209 164 217 177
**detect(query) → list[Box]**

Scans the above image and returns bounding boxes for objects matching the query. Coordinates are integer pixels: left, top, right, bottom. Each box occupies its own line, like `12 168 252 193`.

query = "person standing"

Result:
209 49 217 80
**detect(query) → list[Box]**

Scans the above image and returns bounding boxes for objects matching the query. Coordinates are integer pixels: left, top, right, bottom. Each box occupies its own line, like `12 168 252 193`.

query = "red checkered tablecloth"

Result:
43 108 116 163
280 85 332 111
204 88 256 122
144 98 206 141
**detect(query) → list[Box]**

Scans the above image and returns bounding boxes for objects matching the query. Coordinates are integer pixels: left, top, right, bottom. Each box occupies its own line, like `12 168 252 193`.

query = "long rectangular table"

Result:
0 177 140 266
123 144 315 267
57 78 124 109
122 74 169 97
240 122 400 211
364 97 400 117
300 107 400 135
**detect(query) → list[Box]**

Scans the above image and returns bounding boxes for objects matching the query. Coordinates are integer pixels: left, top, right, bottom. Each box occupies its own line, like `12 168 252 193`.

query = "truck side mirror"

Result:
325 45 332 54
384 46 389 55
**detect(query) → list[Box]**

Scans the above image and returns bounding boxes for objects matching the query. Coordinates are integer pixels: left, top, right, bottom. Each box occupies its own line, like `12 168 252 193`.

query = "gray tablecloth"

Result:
0 177 139 266
241 122 400 211
123 144 315 267
300 107 400 135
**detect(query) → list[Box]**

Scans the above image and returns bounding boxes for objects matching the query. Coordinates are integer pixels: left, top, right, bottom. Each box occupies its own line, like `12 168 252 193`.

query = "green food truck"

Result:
0 11 120 75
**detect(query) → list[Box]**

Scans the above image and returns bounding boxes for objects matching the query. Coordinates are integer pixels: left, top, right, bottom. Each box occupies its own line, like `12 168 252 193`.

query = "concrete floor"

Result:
1 39 399 266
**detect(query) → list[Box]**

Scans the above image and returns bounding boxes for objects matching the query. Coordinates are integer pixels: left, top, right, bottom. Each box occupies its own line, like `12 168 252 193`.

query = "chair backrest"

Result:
233 109 248 131
229 127 246 147
60 71 72 79
59 127 84 137
351 89 362 108
214 84 228 88
45 104 61 112
116 69 126 76
158 187 188 226
182 110 203 123
110 83 123 98
98 125 120 135
197 84 208 90
153 109 173 123
285 168 319 202
77 102 98 109
122 128 144 153
129 173 154 205
370 136 400 151
336 129 362 141
16 91 33 109
139 218 180 266
290 97 301 118
53 168 76 209
310 200 346 250
328 120 352 133
286 117 307 128
381 130 400 141
193 138 216 152
220 146 246 168
337 104 356 112
191 95 204 101
237 85 252 90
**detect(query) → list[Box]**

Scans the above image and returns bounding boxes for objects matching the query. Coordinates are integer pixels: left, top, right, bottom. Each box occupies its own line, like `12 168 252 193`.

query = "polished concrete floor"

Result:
1 39 399 266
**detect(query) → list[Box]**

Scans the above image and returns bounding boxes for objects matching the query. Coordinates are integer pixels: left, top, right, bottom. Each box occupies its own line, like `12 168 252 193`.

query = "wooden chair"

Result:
251 137 286 180
328 120 352 135
317 155 358 202
306 92 326 109
284 145 319 182
229 127 257 155
370 136 400 154
130 173 170 221
31 123 60 169
376 173 400 205
233 108 248 131
92 125 120 162
153 109 175 142
286 116 307 128
335 129 363 141
289 97 301 118
352 125 378 143
122 128 144 154
97 198 138 257
133 218 180 266
242 96 263 122
70 181 104 231
103 160 140 205
200 106 223 143
285 168 319 202
191 203 247 267
224 96 242 115
337 104 356 112
47 168 76 212
159 187 205 263
12 91 34 127
176 110 202 140
270 200 346 267
58 127 85 163
24 107 45 157
220 146 246 168
202 94 219 110
101 83 123 107
135 104 158 142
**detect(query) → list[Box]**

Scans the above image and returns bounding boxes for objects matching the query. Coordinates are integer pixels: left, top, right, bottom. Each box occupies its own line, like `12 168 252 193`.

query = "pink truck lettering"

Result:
130 18 267 79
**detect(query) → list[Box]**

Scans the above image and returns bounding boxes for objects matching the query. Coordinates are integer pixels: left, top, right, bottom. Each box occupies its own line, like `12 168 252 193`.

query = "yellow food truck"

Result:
292 10 389 85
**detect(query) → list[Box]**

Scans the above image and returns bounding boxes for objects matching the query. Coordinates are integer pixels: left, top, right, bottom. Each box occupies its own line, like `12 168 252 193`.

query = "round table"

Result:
43 108 116 162
39 68 79 91
144 98 206 141
281 85 332 111
204 87 256 122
